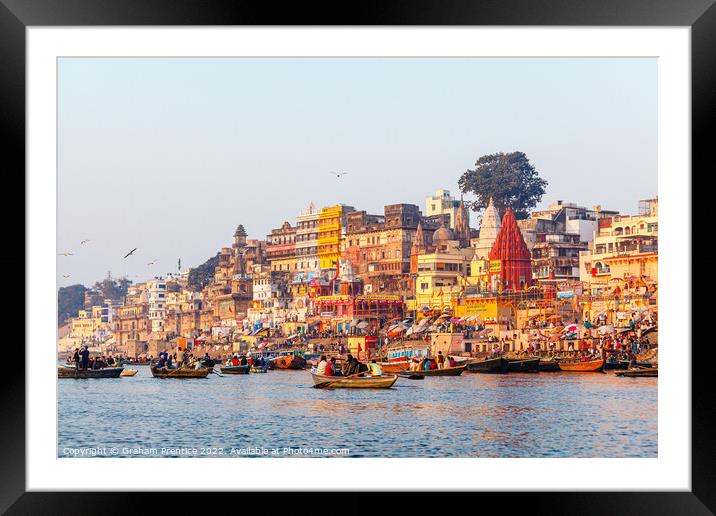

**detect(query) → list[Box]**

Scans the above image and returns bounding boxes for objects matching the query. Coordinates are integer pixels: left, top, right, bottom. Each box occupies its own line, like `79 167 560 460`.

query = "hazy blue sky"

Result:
58 57 657 287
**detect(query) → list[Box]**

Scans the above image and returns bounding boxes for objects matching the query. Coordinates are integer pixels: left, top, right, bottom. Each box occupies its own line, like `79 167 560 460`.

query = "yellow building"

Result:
318 204 353 270
69 306 106 339
414 250 470 310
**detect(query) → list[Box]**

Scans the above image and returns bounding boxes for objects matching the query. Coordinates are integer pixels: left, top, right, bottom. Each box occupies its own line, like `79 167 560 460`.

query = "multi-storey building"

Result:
343 203 422 295
266 221 297 273
425 189 461 229
295 203 320 277
317 204 354 271
147 278 167 334
113 303 150 351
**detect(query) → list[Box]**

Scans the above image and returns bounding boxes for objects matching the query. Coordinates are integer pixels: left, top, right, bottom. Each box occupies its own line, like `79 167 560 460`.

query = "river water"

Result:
58 367 657 458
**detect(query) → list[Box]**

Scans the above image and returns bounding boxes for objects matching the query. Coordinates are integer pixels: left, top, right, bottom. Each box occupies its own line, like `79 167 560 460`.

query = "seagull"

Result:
62 274 71 278
123 248 137 259
80 239 91 245
329 171 349 178
147 259 158 266
57 252 74 256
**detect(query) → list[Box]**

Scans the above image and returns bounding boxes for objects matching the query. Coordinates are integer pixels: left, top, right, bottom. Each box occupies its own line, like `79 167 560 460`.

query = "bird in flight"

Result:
62 274 71 278
57 252 74 256
124 248 137 259
80 239 91 245
329 171 349 178
147 259 158 266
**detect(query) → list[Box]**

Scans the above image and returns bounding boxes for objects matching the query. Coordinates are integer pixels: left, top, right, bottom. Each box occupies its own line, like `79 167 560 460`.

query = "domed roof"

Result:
433 226 455 242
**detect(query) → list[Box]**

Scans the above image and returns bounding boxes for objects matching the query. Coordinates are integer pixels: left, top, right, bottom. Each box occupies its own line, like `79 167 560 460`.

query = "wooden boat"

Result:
379 360 410 374
150 365 210 378
268 352 307 370
397 373 425 380
506 358 540 373
616 367 658 377
120 369 138 377
311 372 398 389
220 364 250 374
466 357 508 374
250 366 269 373
537 358 561 372
58 366 124 379
557 357 605 372
410 364 466 377
604 357 630 370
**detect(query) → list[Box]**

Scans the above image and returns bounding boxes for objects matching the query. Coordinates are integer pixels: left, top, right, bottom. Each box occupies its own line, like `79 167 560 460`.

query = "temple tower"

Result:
489 208 533 290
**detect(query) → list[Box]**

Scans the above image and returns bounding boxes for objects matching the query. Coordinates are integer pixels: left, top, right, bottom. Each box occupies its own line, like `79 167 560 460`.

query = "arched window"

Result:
614 227 623 235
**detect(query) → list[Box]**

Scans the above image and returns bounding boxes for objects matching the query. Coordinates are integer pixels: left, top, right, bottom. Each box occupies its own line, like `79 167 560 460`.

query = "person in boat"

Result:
447 355 456 368
429 358 438 370
106 355 115 366
367 360 382 376
436 351 445 369
176 347 186 368
239 355 248 366
316 355 328 375
80 346 90 371
72 348 80 369
323 357 335 377
166 353 174 369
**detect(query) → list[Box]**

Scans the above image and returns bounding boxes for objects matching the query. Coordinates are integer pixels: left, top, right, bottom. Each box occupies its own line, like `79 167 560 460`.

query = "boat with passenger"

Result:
310 372 398 389
58 365 124 379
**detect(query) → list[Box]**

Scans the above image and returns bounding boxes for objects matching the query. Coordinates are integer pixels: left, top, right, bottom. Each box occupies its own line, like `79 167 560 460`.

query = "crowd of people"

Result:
68 346 128 370
407 351 457 371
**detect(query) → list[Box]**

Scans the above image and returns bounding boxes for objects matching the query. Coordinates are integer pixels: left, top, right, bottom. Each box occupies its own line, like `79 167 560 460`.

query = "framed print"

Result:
3 0 710 513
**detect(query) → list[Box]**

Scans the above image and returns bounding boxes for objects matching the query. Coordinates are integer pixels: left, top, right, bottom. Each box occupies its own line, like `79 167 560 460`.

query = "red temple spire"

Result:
489 208 533 290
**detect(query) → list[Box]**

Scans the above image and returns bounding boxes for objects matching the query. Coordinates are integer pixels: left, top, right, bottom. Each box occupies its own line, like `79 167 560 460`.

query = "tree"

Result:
188 253 219 291
458 151 547 220
58 284 87 326
92 274 132 301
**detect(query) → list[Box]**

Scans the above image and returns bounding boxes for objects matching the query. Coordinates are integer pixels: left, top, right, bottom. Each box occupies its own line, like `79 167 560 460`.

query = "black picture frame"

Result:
2 1 708 513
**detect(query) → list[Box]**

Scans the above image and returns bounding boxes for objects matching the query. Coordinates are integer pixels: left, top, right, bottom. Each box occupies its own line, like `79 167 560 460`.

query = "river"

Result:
58 367 657 458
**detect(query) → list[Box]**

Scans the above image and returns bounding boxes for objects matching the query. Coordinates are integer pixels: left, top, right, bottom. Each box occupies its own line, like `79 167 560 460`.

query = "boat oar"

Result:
314 371 364 389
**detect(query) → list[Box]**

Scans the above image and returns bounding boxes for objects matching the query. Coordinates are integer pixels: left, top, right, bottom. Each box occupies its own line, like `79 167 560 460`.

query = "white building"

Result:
425 189 460 229
294 202 321 277
147 278 167 333
470 197 501 259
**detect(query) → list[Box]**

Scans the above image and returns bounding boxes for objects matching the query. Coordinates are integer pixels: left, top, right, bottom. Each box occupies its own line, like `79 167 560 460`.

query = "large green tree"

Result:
458 151 547 219
58 284 87 326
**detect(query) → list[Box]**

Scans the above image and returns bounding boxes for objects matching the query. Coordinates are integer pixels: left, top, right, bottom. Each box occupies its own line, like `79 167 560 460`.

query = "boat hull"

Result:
466 357 508 374
150 366 210 378
412 365 466 376
58 366 124 379
221 365 250 374
616 367 658 377
557 358 605 372
537 359 560 372
269 355 307 370
507 358 540 373
120 369 138 377
311 373 398 389
379 361 410 374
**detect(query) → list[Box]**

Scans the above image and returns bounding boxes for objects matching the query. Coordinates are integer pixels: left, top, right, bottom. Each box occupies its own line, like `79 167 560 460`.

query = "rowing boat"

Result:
150 365 210 378
120 369 138 377
557 357 605 372
506 358 540 373
311 372 398 389
379 360 410 374
220 365 250 374
58 366 124 379
411 364 466 377
466 357 508 374
615 367 658 377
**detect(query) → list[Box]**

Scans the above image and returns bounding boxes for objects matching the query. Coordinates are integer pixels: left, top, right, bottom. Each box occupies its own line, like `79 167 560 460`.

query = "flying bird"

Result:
80 239 91 245
62 274 71 278
329 171 349 178
123 248 137 259
147 259 158 266
57 252 74 256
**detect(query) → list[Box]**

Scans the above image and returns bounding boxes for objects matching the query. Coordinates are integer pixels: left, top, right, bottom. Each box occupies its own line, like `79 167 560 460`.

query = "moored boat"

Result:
410 364 466 377
466 357 508 374
150 365 210 378
268 352 307 370
506 358 540 373
557 357 605 372
379 360 410 374
616 367 658 377
311 372 398 389
220 365 250 374
250 366 269 373
58 366 124 379
120 369 138 377
537 358 560 372
604 357 630 370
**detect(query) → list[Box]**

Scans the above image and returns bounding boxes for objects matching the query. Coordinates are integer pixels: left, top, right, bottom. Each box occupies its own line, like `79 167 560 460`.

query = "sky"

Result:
57 57 657 287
